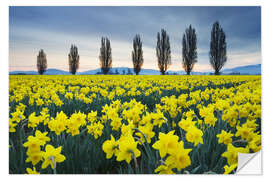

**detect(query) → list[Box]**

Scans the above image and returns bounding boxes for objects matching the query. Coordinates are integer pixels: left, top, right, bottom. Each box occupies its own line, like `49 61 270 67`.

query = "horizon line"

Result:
9 63 261 73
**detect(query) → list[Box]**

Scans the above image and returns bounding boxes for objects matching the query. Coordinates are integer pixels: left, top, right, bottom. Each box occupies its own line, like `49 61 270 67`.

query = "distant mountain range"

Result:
222 64 261 75
9 64 261 75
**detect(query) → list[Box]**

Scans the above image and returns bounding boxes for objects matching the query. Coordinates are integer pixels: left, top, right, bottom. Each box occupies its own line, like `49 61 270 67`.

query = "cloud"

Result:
9 6 261 72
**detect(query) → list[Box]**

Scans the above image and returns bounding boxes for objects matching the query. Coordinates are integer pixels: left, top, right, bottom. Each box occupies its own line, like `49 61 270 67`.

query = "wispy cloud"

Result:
9 6 261 72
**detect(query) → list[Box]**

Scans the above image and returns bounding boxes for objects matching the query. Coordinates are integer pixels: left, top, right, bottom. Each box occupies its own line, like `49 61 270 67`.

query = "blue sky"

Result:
9 6 261 72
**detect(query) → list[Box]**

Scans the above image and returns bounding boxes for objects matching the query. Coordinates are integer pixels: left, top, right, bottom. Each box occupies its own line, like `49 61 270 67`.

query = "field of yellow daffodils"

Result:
9 75 261 174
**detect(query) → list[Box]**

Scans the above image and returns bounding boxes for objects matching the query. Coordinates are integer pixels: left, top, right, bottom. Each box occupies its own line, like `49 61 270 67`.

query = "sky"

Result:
9 6 261 72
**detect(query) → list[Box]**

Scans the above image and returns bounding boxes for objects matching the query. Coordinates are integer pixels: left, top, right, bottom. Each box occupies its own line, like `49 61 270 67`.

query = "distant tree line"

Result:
36 21 227 75
95 68 133 75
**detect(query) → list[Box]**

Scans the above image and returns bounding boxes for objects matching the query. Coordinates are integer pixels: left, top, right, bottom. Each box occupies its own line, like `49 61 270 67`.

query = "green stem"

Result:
134 128 147 143
50 156 57 174
131 151 139 173
232 139 247 144
53 167 57 174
